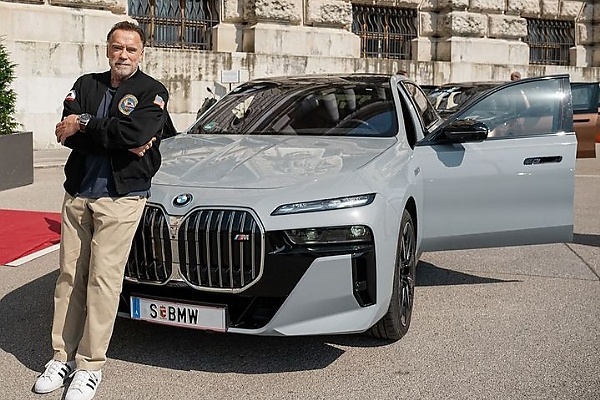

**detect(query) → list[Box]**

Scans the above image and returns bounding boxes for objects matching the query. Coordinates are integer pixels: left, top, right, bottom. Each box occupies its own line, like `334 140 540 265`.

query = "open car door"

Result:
415 75 575 252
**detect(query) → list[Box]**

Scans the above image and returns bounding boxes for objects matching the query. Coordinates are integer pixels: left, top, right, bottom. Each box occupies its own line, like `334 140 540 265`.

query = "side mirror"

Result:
441 119 488 143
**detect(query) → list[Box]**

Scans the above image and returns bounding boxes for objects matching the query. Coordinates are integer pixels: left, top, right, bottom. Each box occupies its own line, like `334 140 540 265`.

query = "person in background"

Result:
511 71 522 81
33 20 169 400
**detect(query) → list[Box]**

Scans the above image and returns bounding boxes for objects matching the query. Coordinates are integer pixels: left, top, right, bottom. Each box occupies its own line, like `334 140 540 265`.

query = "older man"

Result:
33 21 169 400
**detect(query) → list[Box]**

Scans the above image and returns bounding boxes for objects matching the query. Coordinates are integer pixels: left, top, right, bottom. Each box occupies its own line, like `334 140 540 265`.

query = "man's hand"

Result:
129 137 157 157
55 114 81 145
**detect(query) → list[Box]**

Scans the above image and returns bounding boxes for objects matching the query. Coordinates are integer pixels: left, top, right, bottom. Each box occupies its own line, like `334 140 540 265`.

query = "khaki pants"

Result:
51 193 146 370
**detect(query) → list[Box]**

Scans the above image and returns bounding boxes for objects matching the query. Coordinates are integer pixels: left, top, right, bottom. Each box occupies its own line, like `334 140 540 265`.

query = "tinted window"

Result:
456 80 563 139
189 81 398 137
571 83 599 113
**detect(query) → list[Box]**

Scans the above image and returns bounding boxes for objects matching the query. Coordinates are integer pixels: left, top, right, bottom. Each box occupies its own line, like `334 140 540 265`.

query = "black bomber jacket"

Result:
62 69 169 196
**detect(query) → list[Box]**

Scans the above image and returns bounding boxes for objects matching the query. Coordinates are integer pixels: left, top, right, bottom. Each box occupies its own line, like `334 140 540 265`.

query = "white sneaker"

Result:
65 369 102 400
34 359 76 393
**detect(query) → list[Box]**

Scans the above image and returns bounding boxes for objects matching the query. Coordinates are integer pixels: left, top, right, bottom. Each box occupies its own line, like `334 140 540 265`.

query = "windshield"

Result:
188 79 399 137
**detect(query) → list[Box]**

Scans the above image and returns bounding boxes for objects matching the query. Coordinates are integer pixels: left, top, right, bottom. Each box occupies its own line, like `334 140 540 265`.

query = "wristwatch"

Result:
78 113 92 132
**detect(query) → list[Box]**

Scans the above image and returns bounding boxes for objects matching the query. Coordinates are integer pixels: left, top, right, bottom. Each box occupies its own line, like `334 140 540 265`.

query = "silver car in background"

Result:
119 74 575 341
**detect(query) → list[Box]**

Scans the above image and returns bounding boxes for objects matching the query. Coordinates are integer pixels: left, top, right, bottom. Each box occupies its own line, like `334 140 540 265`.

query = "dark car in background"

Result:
428 80 598 158
427 82 500 117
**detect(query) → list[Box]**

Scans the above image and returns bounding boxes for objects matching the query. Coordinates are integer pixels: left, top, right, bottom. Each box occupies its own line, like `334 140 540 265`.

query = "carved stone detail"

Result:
49 0 125 14
441 11 487 37
488 14 527 39
244 0 302 24
306 0 352 28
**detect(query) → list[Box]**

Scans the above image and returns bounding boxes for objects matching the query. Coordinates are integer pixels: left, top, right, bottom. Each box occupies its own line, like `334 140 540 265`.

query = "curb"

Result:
33 149 70 169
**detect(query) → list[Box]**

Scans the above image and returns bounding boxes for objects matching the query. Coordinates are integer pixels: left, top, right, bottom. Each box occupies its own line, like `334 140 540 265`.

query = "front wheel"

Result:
368 209 417 341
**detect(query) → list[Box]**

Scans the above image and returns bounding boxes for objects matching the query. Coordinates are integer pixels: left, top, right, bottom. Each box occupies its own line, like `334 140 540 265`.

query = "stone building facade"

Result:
0 0 598 148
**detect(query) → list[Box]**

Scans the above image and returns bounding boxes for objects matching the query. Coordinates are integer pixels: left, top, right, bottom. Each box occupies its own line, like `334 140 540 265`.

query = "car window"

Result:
456 79 563 139
428 85 494 117
188 82 399 137
403 82 438 129
571 83 599 113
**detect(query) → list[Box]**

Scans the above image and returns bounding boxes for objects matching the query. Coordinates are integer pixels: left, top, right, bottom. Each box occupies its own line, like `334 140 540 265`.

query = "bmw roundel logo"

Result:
173 193 193 207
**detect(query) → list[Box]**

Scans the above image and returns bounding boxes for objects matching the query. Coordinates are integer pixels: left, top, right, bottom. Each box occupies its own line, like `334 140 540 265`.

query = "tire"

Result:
368 209 417 341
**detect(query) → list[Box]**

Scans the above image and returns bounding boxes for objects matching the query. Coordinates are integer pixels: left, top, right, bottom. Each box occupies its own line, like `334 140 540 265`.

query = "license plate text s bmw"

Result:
130 296 227 332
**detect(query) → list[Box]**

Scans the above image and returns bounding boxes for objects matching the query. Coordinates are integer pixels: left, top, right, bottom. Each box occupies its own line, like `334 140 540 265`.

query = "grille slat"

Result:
227 211 235 288
204 211 213 287
250 218 256 279
149 211 159 279
215 211 224 287
239 212 245 286
193 211 203 286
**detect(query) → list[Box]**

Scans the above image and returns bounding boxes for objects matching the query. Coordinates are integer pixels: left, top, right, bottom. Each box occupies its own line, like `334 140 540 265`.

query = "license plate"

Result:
130 296 227 332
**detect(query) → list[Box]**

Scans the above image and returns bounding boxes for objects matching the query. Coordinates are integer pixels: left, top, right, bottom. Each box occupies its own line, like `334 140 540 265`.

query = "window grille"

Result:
352 5 417 60
526 19 574 66
128 0 220 49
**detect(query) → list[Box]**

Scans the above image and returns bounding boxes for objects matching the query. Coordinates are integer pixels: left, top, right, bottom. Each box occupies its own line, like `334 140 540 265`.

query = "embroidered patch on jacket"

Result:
65 90 76 102
153 94 165 110
118 94 138 115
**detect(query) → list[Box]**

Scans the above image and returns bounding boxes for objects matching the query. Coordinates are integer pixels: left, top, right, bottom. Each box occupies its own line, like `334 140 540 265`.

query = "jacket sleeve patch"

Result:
118 94 139 115
153 94 165 110
65 90 76 102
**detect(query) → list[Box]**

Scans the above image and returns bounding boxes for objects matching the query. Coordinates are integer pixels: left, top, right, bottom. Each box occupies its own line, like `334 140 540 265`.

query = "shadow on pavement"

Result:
572 233 600 247
1 260 520 375
0 270 56 372
416 261 520 286
109 318 347 373
1 271 350 374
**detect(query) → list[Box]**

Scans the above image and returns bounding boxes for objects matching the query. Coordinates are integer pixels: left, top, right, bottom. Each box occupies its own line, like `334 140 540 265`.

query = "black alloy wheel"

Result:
368 209 416 341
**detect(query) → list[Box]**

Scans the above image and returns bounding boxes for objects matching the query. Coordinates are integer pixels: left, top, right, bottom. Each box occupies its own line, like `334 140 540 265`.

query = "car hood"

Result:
154 134 395 189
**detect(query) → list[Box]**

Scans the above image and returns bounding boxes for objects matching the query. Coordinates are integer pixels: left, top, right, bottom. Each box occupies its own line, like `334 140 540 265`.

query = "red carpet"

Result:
0 209 61 266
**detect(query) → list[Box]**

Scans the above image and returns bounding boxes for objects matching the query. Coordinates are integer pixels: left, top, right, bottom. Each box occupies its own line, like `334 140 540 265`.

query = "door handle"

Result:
523 156 562 165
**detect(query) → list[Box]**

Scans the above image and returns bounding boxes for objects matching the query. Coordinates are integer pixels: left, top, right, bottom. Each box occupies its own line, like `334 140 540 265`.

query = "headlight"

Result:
271 194 375 216
284 225 373 245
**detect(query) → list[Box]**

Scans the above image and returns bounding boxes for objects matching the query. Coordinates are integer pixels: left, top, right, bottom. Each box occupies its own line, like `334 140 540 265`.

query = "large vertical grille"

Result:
178 209 263 291
126 206 172 283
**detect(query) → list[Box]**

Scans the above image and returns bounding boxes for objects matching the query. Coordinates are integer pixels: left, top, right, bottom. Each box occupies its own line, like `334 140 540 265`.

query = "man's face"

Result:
106 29 144 82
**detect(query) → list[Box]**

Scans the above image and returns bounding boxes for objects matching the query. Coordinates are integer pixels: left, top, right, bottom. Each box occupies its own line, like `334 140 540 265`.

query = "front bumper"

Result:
118 250 379 336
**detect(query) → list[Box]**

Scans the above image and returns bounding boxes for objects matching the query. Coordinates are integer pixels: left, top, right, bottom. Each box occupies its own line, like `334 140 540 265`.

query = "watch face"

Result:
80 114 91 125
